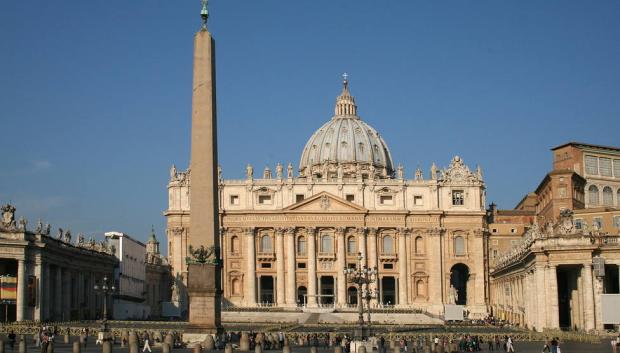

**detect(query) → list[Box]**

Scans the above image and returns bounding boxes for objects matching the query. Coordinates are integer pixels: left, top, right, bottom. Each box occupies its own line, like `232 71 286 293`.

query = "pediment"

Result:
284 192 367 213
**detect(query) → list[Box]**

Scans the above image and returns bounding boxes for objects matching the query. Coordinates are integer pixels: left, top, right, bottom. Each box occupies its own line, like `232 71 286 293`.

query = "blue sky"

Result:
1 1 619 246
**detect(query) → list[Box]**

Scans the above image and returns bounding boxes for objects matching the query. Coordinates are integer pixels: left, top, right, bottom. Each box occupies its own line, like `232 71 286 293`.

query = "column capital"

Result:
367 227 378 237
306 227 316 236
427 227 443 237
284 227 296 236
335 227 346 236
274 227 285 236
356 227 367 236
244 227 255 236
397 227 412 236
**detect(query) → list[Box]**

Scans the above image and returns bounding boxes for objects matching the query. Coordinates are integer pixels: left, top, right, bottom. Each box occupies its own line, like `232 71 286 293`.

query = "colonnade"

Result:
11 257 114 322
490 262 617 331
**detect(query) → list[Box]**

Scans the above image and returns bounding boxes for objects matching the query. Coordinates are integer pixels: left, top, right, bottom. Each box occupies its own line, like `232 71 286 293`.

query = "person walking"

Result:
505 336 514 353
550 337 558 353
40 330 49 353
8 330 16 350
142 333 152 353
612 337 618 353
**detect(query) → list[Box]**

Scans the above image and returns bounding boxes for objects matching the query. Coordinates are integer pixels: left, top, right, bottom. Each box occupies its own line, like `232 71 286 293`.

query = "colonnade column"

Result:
285 228 296 306
42 263 50 321
16 259 26 321
547 265 559 328
34 259 42 321
336 227 346 307
245 227 257 306
55 266 63 320
358 228 367 268
398 228 408 307
307 227 317 306
534 265 547 330
367 228 378 306
275 228 285 306
582 263 595 331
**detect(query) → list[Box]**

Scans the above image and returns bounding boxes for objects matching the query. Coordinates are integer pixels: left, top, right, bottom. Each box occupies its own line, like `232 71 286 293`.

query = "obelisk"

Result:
186 0 222 338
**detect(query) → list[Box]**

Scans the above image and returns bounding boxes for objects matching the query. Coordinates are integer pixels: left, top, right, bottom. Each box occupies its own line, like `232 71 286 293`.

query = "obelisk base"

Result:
184 263 222 343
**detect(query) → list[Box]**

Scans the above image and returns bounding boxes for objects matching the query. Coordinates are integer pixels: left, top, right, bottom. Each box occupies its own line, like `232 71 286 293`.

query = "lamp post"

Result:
93 275 115 337
343 252 378 341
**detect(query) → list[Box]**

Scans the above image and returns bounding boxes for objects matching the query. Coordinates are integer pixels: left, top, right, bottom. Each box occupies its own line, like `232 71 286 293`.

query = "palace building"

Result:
166 78 490 318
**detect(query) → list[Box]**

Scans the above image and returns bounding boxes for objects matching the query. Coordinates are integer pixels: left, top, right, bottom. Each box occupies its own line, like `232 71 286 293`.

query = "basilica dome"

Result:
299 78 394 179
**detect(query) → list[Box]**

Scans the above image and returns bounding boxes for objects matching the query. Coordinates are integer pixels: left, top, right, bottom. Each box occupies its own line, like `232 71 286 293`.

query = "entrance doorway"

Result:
297 286 307 305
381 277 396 305
347 286 358 305
450 263 469 305
557 266 579 329
320 276 334 304
259 276 274 304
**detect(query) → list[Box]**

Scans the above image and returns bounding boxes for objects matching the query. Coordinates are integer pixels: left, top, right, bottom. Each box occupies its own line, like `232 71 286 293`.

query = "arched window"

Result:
261 235 273 253
414 236 424 255
602 186 613 206
454 236 465 256
383 235 394 254
297 236 306 256
589 185 599 205
416 280 426 297
230 236 240 254
321 234 334 253
347 236 357 255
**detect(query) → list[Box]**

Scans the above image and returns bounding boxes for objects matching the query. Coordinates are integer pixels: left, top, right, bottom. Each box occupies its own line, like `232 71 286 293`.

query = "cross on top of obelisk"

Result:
200 0 209 30
343 72 349 83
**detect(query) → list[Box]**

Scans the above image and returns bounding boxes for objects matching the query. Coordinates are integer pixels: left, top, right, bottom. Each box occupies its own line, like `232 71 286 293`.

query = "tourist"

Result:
550 337 558 353
142 333 152 353
613 336 619 353
8 330 16 350
487 337 493 351
505 336 514 353
494 335 500 351
35 326 42 347
542 338 550 353
40 330 49 353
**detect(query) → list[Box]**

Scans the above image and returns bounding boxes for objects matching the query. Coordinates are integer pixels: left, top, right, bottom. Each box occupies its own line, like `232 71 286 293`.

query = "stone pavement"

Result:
5 340 615 353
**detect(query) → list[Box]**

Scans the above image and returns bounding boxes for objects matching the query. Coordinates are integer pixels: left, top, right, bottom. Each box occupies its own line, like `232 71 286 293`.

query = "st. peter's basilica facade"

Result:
166 78 489 317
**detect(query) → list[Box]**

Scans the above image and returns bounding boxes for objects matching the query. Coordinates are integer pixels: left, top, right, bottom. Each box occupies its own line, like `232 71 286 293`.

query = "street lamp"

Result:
93 275 116 336
343 252 378 341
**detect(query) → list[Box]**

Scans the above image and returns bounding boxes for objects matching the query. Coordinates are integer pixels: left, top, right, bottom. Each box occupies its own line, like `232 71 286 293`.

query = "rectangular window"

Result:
614 159 620 178
260 263 271 269
613 216 620 228
258 195 272 205
379 195 393 205
295 194 305 202
574 219 583 230
230 195 240 205
558 186 567 198
452 190 464 205
600 157 613 177
413 195 423 206
511 240 519 246
585 155 598 175
297 262 306 269
347 263 356 269
492 249 498 258
492 240 498 245
492 228 497 233
383 263 394 270
346 194 355 202
510 228 517 234
593 217 603 230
